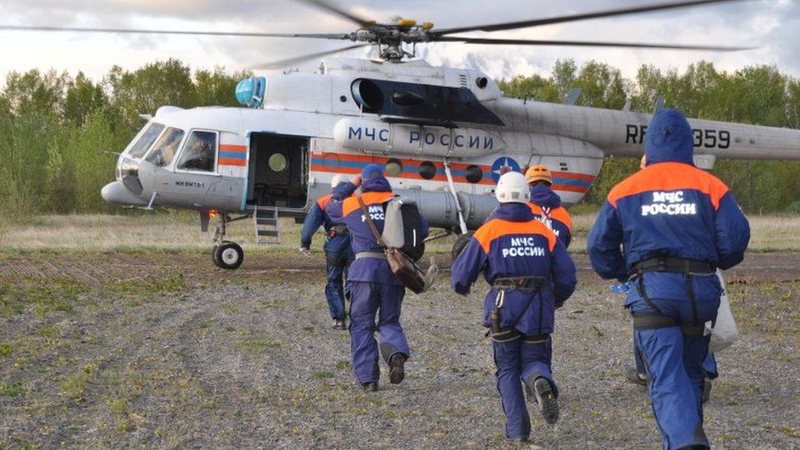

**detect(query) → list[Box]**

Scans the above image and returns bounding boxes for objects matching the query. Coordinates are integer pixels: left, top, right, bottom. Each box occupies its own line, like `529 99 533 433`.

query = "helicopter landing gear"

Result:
211 213 246 270
213 241 244 270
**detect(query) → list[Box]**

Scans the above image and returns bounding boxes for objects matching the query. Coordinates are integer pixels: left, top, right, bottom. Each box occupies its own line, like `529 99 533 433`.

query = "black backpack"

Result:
382 198 425 262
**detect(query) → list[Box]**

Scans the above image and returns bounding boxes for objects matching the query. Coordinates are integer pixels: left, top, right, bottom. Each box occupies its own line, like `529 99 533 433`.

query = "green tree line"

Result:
0 58 798 222
499 60 800 212
0 59 247 222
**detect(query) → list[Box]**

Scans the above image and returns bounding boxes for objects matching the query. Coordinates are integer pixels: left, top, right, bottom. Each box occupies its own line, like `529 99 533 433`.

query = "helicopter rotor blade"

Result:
433 0 745 36
295 0 376 29
437 36 755 51
254 44 370 69
0 24 352 40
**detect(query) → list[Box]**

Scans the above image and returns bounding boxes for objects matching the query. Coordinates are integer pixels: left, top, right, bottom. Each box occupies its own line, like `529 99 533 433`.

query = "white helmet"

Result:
331 174 347 188
495 171 530 204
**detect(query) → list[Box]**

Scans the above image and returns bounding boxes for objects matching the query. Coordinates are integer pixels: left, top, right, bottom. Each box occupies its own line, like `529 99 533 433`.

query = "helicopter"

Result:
5 0 799 269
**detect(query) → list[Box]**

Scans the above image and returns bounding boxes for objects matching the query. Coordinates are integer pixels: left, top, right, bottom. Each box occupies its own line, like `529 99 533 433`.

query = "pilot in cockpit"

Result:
181 139 214 172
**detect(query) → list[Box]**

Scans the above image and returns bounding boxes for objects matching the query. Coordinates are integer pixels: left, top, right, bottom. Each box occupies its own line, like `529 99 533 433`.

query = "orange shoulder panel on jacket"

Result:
528 203 544 215
473 219 557 254
316 193 333 210
551 207 573 230
342 191 395 217
607 162 729 209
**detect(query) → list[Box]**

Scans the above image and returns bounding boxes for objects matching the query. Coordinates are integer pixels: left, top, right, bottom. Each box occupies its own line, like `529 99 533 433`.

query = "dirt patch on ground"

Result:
1 252 799 449
1 252 798 288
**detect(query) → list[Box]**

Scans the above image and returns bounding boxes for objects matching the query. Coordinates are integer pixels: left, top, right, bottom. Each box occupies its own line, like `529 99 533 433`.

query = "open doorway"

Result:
247 133 309 209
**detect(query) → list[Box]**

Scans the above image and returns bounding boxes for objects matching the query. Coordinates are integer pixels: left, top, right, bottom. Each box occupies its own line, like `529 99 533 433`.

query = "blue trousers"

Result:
634 341 718 379
631 299 719 449
348 282 408 384
325 257 348 320
492 336 554 440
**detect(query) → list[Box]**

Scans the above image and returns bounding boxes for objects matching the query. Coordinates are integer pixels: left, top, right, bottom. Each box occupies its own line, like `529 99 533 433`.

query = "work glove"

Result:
299 247 311 256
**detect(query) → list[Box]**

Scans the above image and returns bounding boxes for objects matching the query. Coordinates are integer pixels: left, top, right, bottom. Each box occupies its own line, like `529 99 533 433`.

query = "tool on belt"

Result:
327 224 349 238
489 276 548 343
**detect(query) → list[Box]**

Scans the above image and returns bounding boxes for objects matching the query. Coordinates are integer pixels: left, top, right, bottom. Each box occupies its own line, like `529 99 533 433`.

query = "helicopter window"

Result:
268 153 289 173
177 131 217 172
465 165 483 184
385 159 403 177
418 161 437 180
128 123 165 158
145 127 185 167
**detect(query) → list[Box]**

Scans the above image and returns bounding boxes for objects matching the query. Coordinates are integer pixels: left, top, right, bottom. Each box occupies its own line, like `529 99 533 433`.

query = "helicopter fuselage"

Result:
102 57 800 235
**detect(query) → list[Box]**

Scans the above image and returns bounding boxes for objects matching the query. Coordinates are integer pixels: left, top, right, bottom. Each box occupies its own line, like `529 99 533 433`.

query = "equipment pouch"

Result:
358 195 438 294
709 270 738 352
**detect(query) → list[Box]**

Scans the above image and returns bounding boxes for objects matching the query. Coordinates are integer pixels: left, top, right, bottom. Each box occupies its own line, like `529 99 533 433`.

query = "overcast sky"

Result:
0 0 797 88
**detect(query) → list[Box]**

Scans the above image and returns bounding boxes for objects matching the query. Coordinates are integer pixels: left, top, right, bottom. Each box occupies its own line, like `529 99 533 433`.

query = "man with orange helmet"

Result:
525 165 573 249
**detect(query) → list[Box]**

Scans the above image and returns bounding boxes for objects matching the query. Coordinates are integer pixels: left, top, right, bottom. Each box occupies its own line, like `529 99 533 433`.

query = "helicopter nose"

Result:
101 181 148 206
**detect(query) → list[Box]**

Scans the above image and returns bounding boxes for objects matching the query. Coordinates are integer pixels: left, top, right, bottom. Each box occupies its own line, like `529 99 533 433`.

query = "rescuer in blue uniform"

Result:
587 109 750 449
328 164 428 391
300 174 354 330
526 164 573 249
625 155 719 403
451 171 576 442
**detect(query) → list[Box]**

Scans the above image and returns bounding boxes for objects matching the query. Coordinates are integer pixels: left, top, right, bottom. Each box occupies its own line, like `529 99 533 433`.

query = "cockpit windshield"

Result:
128 123 165 158
145 127 185 168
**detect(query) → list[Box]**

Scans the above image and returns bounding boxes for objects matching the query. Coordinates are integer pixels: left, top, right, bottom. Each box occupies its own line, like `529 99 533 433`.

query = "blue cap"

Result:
361 163 385 179
645 108 694 165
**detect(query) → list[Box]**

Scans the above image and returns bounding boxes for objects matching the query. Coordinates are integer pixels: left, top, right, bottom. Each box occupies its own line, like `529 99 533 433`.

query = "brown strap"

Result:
356 195 386 249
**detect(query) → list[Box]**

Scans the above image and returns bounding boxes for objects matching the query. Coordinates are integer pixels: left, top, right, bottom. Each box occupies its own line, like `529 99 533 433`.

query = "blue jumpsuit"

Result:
300 192 354 321
452 202 576 441
588 109 750 449
328 177 429 385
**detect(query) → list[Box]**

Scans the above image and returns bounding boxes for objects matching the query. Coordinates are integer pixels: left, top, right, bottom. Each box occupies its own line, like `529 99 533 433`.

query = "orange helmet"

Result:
525 165 552 185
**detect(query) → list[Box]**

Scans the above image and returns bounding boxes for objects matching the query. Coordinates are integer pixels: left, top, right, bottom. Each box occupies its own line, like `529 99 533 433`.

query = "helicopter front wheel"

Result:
213 241 244 270
451 232 474 262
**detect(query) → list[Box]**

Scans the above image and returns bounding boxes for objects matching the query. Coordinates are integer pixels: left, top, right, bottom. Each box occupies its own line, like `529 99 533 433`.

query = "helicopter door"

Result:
248 133 309 209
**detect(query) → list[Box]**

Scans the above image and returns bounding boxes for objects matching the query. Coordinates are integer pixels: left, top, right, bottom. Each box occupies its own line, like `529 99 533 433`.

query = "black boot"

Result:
389 354 406 385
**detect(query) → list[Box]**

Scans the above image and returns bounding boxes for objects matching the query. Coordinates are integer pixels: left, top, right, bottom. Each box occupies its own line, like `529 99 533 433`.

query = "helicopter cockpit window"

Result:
177 131 217 172
128 123 165 158
145 127 185 168
268 153 288 173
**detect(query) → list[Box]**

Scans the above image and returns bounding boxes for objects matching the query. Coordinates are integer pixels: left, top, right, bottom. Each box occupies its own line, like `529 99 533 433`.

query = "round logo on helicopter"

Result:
491 157 520 183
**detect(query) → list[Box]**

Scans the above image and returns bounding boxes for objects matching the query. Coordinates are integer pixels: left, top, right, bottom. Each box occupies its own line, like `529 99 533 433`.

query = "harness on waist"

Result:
355 251 386 260
490 276 549 340
490 328 550 344
629 256 713 277
629 256 712 331
492 275 548 292
631 312 705 337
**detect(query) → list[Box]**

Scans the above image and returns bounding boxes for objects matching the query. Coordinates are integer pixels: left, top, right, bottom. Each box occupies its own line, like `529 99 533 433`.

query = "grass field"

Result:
1 212 798 254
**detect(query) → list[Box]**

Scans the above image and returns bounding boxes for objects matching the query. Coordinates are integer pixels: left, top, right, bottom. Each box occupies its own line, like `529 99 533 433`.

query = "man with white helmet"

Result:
300 174 355 329
451 171 577 443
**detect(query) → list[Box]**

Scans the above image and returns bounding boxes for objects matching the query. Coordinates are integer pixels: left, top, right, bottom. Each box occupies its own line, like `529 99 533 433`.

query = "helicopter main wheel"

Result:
213 241 244 270
451 232 474 262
